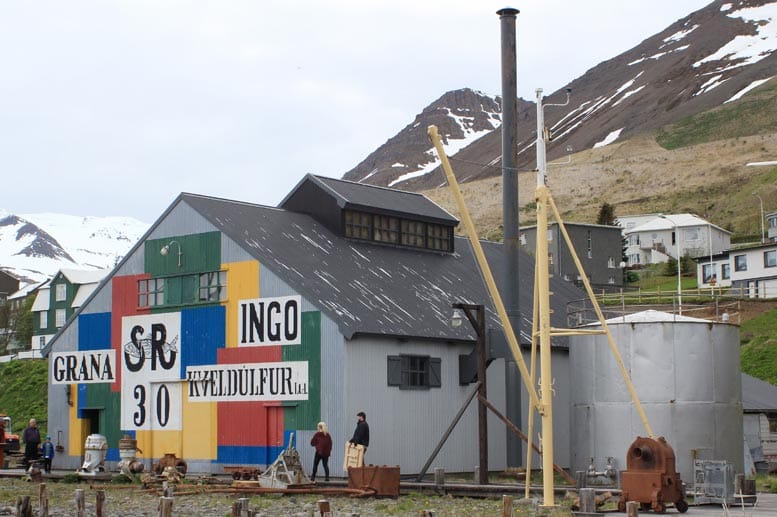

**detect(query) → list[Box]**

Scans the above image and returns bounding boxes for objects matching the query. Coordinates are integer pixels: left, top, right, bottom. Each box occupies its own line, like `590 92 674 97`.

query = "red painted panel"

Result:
216 346 283 446
111 274 150 392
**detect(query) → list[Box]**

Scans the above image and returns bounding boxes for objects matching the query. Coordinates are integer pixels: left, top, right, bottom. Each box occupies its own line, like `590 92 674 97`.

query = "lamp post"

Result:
753 193 765 244
658 215 682 315
160 240 183 268
452 303 488 485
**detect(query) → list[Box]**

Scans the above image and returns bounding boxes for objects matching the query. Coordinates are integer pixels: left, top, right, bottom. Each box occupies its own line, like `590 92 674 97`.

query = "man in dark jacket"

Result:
349 411 370 451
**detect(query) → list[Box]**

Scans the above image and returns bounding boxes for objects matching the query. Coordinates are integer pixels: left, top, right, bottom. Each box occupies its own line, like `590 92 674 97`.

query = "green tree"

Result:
14 297 35 348
596 202 617 226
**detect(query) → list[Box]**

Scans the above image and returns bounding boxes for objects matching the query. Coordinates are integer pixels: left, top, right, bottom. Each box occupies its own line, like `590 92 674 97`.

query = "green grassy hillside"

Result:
740 310 777 385
656 82 777 150
0 359 48 436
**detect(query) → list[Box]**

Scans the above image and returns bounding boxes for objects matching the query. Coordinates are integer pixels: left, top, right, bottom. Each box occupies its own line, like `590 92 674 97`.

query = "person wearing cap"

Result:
41 434 55 473
349 411 370 464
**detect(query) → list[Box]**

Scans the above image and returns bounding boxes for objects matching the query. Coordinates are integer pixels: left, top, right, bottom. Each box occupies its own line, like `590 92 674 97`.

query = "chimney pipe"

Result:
497 6 522 468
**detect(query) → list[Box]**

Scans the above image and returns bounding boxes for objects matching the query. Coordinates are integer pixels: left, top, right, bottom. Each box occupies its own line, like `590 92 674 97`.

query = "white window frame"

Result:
55 283 66 301
39 311 48 329
55 308 66 328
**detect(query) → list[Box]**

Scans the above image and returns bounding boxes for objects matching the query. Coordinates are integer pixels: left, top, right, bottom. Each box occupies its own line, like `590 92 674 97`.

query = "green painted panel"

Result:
283 312 320 430
82 383 123 447
145 232 221 277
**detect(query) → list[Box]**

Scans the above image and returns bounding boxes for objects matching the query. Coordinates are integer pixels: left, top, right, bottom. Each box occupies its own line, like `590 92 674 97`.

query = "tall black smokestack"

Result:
497 6 522 468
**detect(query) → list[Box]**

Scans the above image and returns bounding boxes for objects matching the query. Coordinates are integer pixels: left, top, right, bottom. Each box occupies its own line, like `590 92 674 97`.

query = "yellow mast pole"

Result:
426 125 541 410
525 262 540 499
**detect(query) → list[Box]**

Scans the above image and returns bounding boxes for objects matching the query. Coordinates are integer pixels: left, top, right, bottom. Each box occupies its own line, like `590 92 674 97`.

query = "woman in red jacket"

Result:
310 421 332 482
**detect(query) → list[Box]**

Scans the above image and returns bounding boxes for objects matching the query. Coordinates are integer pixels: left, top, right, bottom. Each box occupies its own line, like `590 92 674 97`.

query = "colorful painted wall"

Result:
50 231 321 468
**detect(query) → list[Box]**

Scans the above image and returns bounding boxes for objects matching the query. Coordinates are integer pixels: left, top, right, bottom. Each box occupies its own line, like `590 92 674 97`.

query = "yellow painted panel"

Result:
135 430 183 460
68 390 85 455
223 260 260 348
182 383 217 460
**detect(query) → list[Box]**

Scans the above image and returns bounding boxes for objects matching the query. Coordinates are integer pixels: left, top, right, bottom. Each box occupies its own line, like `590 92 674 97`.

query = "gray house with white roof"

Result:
623 213 730 268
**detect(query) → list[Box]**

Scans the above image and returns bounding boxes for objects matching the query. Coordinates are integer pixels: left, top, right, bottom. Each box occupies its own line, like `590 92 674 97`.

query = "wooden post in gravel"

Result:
502 495 513 517
626 501 639 517
39 483 48 517
163 483 174 498
96 489 106 517
75 489 85 517
579 488 596 513
318 499 331 516
230 498 251 517
15 495 32 517
238 497 250 516
158 496 174 517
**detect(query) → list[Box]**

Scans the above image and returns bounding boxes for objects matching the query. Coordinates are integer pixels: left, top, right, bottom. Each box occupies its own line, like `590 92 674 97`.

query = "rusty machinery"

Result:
618 436 689 513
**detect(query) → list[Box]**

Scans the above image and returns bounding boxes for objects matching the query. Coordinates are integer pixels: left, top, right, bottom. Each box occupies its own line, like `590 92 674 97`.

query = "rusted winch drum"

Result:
618 436 688 513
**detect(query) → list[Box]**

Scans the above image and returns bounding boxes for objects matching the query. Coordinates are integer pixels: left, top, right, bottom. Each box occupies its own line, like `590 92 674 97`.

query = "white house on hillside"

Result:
696 242 777 298
623 213 731 267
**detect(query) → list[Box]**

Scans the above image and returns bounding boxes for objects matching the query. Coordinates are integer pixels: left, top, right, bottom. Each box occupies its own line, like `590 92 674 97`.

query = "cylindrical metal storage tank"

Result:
570 310 743 483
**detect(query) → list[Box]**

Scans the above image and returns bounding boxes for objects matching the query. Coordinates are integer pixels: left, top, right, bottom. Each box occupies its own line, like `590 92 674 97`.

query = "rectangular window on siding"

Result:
387 354 441 389
722 263 730 280
734 255 747 272
55 283 67 301
199 271 227 301
765 250 777 268
39 311 48 329
55 308 66 328
138 278 165 307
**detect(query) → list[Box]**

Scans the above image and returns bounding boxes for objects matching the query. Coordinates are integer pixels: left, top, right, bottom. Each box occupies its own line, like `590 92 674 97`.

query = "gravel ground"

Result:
0 478 574 516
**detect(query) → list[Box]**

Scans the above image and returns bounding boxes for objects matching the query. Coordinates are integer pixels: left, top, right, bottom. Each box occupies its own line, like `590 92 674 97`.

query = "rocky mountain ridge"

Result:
343 0 777 193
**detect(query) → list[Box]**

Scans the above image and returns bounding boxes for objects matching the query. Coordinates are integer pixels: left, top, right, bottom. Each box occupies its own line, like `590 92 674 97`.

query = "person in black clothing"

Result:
22 418 41 465
349 411 369 463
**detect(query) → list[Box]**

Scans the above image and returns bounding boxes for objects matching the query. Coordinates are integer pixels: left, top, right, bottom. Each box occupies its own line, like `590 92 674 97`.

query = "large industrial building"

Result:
43 175 583 474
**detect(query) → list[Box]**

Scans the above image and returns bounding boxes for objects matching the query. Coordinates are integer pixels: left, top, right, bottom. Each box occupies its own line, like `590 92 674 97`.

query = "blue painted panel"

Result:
105 448 120 462
180 305 225 376
78 312 111 350
77 384 88 415
218 445 285 465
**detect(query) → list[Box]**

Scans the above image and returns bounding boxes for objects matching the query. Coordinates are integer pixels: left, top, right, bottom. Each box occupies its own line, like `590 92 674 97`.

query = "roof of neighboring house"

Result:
183 191 583 343
31 286 50 312
742 373 777 412
8 281 43 300
58 268 110 285
520 222 622 231
625 214 731 235
71 283 101 308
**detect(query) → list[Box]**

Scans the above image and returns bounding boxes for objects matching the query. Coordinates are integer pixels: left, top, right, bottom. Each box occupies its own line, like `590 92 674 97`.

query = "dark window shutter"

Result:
387 356 402 386
429 357 442 388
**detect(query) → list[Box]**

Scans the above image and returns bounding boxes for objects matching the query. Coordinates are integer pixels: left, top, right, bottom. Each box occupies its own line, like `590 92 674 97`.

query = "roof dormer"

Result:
279 174 459 253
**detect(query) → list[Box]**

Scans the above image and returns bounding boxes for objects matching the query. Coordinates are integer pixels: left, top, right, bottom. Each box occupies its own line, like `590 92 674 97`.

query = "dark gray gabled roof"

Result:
742 373 777 412
182 193 583 345
282 174 458 224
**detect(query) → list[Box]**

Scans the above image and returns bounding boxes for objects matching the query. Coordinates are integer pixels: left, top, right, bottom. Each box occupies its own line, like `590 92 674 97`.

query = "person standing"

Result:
23 418 41 465
41 435 55 473
349 411 369 464
310 421 332 482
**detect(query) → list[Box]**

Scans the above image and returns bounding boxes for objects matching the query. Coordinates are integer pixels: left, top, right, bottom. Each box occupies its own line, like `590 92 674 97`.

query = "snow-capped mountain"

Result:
342 88 507 187
0 210 148 286
345 0 777 191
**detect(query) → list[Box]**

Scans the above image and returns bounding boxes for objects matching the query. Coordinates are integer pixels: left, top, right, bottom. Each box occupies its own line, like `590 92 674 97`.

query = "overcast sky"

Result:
1 0 712 223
